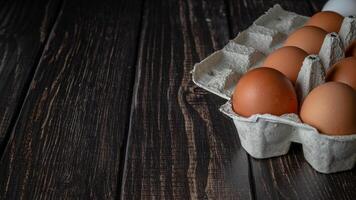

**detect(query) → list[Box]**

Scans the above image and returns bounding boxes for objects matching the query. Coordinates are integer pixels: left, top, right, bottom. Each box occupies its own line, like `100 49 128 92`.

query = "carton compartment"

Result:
220 101 356 173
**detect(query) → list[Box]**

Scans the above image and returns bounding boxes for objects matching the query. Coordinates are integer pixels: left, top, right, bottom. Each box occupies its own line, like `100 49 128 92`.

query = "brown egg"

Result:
305 11 344 33
232 67 298 117
284 26 327 54
345 40 356 57
326 57 356 90
263 46 308 83
300 82 356 135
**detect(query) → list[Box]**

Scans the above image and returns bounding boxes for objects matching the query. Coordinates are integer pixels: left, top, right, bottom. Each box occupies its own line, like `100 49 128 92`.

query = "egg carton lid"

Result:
191 4 356 173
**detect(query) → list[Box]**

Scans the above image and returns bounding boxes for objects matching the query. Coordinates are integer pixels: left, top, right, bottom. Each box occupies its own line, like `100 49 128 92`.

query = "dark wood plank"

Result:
0 0 61 145
308 0 328 12
227 0 356 199
0 0 143 198
121 0 252 199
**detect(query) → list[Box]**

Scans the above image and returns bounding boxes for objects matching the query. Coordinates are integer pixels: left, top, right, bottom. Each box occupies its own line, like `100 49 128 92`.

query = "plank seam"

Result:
306 0 320 13
247 156 257 200
223 0 234 40
116 0 147 199
0 0 65 161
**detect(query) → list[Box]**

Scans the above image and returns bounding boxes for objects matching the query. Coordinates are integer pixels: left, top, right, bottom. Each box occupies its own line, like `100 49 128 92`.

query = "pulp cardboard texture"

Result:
191 4 356 173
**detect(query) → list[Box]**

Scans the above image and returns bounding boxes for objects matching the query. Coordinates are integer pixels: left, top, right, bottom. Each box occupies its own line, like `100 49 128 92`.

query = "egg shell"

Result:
263 46 308 83
284 26 328 54
305 11 344 33
300 82 356 135
322 0 356 17
326 57 356 90
232 67 298 117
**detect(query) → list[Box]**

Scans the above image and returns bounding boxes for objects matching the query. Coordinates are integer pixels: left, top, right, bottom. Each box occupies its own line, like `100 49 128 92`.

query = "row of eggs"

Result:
232 11 356 136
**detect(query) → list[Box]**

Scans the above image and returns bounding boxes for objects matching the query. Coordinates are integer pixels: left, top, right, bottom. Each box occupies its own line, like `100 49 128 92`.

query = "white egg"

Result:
322 0 356 17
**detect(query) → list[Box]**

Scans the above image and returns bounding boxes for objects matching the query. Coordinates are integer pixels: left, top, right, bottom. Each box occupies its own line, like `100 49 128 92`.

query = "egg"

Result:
345 40 356 57
300 82 356 135
284 26 328 54
326 57 356 90
305 11 344 33
263 46 308 83
323 0 356 17
232 67 298 117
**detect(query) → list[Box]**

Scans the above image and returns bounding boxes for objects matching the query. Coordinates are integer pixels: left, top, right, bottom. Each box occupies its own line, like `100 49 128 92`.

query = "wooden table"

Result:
0 0 354 199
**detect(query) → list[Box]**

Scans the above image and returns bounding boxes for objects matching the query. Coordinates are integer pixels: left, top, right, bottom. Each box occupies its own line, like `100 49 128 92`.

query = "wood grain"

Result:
120 0 252 199
227 1 356 199
0 0 143 198
0 0 61 146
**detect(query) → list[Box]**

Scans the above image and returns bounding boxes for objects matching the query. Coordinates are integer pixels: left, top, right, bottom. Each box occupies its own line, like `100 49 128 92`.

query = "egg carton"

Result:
191 4 356 173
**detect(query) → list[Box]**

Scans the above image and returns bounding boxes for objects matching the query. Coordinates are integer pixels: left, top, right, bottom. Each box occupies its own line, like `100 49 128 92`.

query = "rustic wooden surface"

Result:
0 0 355 199
0 0 143 198
0 0 61 146
120 0 252 199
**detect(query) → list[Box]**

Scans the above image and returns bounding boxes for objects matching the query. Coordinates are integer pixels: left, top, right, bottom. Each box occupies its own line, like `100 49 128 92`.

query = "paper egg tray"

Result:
192 4 356 173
